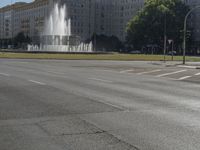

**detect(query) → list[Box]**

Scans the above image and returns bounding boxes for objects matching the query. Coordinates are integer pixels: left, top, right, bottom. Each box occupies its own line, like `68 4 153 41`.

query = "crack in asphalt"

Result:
59 130 106 136
103 131 141 150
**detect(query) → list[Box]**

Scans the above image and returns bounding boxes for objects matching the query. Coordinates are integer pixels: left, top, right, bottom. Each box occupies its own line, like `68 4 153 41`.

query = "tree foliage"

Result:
14 32 31 47
126 0 190 52
90 34 123 51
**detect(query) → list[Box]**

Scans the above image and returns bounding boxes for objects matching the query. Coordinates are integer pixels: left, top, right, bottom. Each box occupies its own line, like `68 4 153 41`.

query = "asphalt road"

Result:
0 59 200 150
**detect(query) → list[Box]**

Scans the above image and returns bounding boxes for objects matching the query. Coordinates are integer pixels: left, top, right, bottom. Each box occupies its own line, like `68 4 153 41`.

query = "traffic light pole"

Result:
183 6 200 64
164 13 167 62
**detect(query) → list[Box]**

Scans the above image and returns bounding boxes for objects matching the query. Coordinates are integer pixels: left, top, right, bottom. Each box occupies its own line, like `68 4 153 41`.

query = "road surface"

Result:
0 59 200 150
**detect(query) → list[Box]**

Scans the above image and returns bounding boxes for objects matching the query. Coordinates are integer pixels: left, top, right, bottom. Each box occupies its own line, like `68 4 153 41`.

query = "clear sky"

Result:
0 0 33 8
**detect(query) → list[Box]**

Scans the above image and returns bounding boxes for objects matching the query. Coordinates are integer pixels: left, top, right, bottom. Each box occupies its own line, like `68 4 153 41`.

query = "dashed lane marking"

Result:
137 69 161 75
88 78 113 83
156 70 187 77
96 69 117 73
0 73 10 77
120 69 134 73
29 80 46 85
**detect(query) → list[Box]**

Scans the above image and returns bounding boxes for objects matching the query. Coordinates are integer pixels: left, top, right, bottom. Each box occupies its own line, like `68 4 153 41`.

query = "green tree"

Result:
126 0 190 53
90 34 123 52
14 32 32 47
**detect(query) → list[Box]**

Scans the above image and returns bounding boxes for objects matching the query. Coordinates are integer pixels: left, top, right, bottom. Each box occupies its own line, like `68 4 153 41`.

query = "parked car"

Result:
130 50 141 54
168 51 177 55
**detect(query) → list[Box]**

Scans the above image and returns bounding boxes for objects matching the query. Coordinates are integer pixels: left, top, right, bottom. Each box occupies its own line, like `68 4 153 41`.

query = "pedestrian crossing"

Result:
156 70 187 77
178 76 191 80
95 66 200 84
137 69 161 75
195 72 200 76
99 67 200 82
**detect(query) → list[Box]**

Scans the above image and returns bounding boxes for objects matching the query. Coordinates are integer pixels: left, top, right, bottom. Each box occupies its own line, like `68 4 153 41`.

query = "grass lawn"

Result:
0 52 199 62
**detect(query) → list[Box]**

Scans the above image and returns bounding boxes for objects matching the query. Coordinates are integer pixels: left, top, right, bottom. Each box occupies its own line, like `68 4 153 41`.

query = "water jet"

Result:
28 3 93 52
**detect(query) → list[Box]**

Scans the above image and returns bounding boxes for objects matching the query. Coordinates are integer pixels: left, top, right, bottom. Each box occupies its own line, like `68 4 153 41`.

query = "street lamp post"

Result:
11 0 14 49
183 6 200 64
172 40 174 61
93 1 97 52
164 12 167 62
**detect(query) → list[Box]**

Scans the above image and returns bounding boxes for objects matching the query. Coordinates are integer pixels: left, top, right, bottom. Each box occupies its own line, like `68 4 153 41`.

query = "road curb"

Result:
177 65 200 69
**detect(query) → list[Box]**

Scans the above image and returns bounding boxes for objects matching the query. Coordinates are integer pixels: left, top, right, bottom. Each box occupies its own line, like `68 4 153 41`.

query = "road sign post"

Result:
168 39 174 61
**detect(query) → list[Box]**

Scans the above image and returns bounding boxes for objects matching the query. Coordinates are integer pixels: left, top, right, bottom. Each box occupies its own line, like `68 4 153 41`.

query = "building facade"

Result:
0 0 144 42
0 0 49 42
0 0 199 43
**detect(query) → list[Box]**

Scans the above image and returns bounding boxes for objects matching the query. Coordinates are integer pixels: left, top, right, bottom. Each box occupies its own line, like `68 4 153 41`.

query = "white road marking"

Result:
96 100 125 110
178 76 192 80
120 69 134 73
96 69 116 73
48 71 69 76
156 70 187 77
178 65 197 69
48 71 64 74
88 78 113 83
0 73 10 76
195 72 200 76
19 62 29 64
29 80 46 85
137 69 161 75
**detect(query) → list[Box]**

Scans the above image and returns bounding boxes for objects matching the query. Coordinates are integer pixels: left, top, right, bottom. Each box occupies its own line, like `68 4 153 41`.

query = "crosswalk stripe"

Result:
156 70 187 77
178 76 192 80
137 69 161 75
177 65 197 69
195 73 200 76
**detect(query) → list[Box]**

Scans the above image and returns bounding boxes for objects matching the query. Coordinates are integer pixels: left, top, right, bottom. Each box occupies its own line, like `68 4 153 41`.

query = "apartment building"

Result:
60 0 95 41
0 0 49 42
60 0 144 41
0 0 144 42
0 4 14 39
93 0 144 40
0 0 199 43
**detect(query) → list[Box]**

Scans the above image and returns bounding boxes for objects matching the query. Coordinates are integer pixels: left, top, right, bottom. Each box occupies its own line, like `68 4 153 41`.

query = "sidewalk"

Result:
150 61 200 69
178 62 200 69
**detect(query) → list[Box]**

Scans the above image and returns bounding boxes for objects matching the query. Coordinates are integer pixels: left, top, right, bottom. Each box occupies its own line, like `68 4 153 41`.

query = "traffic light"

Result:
186 30 192 39
180 30 192 39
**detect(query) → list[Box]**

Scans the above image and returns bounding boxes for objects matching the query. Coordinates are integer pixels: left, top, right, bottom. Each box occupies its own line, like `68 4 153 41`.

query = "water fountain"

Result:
28 3 93 52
